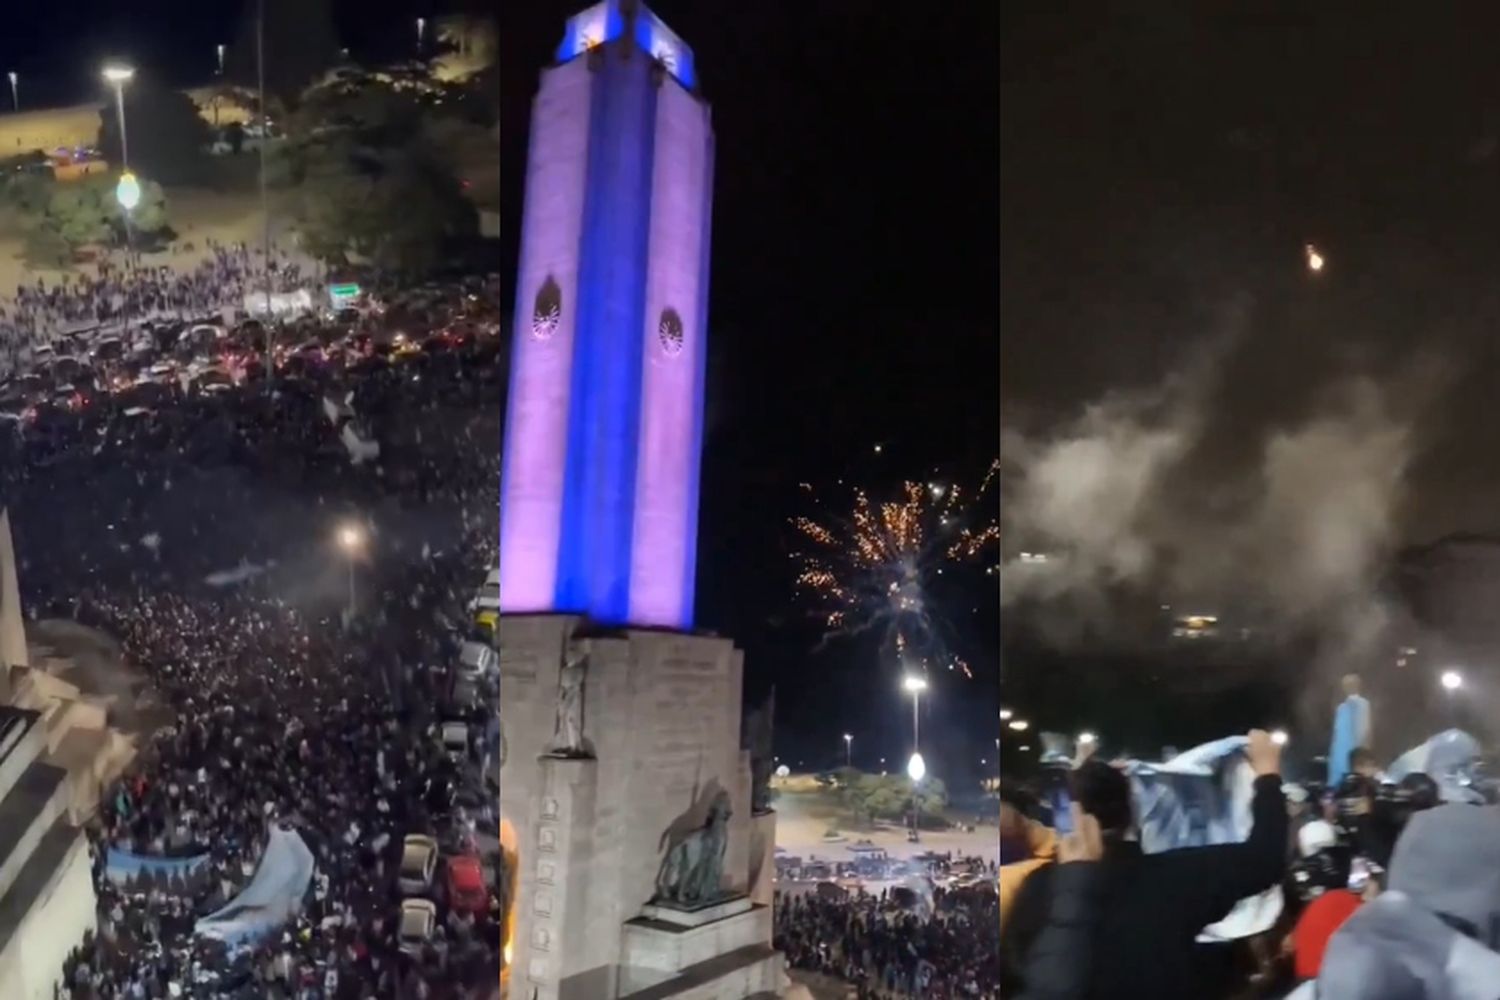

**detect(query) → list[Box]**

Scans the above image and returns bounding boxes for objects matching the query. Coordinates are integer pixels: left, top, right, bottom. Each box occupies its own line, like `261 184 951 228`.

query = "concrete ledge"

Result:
638 895 752 928
618 943 782 1000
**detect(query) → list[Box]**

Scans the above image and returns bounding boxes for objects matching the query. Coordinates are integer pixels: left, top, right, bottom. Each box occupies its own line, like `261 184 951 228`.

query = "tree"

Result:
279 73 478 275
26 175 170 257
97 79 212 185
435 15 497 67
225 0 341 110
293 142 475 274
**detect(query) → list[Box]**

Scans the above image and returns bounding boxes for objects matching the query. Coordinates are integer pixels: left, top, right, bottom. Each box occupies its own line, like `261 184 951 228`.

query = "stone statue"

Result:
549 640 588 757
653 790 732 907
744 687 775 814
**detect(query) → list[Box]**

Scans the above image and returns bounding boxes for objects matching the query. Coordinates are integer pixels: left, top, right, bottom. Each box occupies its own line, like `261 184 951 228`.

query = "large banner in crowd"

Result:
105 847 214 896
195 825 315 950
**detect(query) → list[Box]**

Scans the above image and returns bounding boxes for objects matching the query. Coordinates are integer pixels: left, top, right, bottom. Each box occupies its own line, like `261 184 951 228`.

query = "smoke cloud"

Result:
1001 339 1446 664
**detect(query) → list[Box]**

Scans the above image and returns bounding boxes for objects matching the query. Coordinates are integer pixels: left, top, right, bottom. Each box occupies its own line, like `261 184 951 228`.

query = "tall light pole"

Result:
416 17 426 54
902 675 927 752
1441 669 1464 727
7 72 16 113
338 523 364 617
256 0 274 389
842 733 852 769
216 44 226 76
907 749 926 842
102 65 134 168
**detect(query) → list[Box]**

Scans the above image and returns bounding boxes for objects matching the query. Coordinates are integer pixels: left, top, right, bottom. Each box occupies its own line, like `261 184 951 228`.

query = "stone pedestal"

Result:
500 614 783 998
746 810 776 908
618 895 784 999
515 754 614 1000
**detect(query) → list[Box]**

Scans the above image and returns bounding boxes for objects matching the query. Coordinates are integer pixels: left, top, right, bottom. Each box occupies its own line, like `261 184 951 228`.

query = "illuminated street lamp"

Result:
1008 719 1029 732
115 172 141 211
1441 670 1464 692
416 17 426 53
102 64 135 168
842 733 852 768
7 72 16 112
337 522 365 615
999 708 1013 721
216 44 226 75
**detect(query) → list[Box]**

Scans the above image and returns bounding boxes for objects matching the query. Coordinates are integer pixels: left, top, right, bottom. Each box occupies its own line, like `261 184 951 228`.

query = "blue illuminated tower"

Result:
500 0 713 631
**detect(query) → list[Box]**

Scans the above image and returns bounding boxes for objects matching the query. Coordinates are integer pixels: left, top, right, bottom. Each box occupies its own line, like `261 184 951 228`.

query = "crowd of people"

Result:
998 715 1500 1000
0 239 310 367
774 883 1000 998
0 257 504 998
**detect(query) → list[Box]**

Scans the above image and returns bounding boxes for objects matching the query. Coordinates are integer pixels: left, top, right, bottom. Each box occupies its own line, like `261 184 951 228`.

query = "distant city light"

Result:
1008 719 1029 732
1442 670 1464 692
1305 243 1325 273
999 708 1013 721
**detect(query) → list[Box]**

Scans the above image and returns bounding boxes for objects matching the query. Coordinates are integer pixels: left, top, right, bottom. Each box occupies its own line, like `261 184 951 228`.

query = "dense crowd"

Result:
774 884 1000 999
0 239 309 367
997 721 1500 1000
0 262 503 999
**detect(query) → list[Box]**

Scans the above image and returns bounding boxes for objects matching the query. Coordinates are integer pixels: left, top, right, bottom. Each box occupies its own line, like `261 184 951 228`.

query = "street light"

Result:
1008 719 1029 732
999 708 1013 721
900 755 924 839
337 523 365 616
416 17 426 53
7 72 16 112
1441 670 1464 692
902 675 927 758
115 172 141 211
102 64 135 169
842 733 852 768
216 44 226 76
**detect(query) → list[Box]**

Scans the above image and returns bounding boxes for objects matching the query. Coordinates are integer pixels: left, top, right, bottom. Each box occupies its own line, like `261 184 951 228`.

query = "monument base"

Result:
618 894 784 999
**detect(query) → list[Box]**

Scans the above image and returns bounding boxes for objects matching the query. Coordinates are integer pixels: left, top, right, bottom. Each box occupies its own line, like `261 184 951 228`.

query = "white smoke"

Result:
1001 348 1440 655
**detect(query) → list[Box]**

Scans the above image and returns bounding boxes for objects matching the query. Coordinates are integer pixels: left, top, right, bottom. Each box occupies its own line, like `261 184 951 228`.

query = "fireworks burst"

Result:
790 460 1000 678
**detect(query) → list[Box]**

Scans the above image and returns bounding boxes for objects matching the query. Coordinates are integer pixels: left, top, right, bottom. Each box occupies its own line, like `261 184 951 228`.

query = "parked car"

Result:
397 834 439 895
398 898 437 956
456 639 497 679
446 855 487 915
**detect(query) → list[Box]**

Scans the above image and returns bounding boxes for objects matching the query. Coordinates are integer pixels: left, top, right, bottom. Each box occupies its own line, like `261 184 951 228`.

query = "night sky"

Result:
1003 7 1500 751
501 3 1001 782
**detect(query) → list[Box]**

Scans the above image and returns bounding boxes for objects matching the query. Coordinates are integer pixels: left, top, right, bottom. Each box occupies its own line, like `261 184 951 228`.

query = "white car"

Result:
398 834 438 895
398 898 437 956
456 640 497 679
470 568 499 619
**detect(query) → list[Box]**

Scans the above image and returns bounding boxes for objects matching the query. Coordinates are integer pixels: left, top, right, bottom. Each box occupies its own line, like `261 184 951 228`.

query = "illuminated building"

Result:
499 5 777 998
499 0 713 630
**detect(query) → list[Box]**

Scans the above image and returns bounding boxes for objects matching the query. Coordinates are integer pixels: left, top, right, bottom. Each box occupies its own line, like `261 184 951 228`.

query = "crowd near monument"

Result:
498 2 783 997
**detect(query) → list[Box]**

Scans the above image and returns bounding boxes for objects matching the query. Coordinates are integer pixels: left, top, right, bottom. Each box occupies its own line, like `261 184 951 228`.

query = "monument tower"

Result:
499 4 781 999
500 0 713 631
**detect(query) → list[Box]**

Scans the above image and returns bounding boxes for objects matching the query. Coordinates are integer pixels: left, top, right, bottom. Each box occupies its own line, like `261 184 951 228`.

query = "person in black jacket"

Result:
1019 803 1108 1000
1003 729 1289 1000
